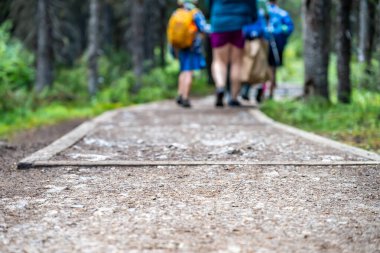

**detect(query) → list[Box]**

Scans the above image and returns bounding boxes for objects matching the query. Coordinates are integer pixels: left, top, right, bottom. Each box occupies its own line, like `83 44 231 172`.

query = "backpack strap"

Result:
191 8 200 16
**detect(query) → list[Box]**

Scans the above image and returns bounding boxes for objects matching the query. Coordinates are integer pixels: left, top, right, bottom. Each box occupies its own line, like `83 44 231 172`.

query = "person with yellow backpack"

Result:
167 0 210 108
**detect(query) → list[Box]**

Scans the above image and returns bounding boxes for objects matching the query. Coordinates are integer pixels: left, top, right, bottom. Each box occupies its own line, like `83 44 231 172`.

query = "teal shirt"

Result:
208 0 258 33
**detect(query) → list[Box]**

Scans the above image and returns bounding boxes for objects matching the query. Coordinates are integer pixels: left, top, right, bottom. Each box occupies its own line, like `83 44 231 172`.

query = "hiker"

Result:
208 0 258 107
242 0 294 102
168 0 210 108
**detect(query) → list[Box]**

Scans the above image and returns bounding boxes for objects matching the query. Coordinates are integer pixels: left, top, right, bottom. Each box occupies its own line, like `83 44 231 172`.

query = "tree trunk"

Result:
36 0 53 92
102 1 113 48
88 0 100 96
159 0 167 68
130 0 145 92
337 0 352 103
377 1 380 54
143 0 156 70
302 0 331 99
0 0 10 24
358 0 377 65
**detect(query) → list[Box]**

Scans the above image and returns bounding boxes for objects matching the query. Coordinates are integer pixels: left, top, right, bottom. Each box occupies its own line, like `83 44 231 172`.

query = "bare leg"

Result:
178 72 184 96
180 71 193 100
269 67 277 99
212 45 230 89
230 46 244 100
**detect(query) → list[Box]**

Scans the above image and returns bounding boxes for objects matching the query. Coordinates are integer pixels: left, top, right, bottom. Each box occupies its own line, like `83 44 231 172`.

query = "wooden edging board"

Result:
17 109 121 169
18 106 380 169
249 109 380 162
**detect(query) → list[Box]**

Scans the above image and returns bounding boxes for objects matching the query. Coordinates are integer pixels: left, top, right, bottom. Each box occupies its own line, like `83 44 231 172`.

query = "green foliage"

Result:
0 43 211 137
352 59 380 92
0 22 35 112
261 89 380 152
277 39 304 85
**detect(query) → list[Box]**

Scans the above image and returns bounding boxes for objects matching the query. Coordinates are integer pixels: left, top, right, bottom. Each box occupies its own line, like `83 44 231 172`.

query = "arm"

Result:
281 12 294 37
194 11 211 34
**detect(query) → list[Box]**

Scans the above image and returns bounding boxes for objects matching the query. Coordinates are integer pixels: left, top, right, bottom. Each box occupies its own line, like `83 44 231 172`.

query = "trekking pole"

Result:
266 19 281 66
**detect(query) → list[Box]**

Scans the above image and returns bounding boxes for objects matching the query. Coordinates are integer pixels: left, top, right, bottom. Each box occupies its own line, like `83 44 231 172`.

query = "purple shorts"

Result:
210 30 245 49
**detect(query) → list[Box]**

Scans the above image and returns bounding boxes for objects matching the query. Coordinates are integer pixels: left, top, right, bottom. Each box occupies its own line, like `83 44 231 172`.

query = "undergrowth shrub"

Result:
0 22 35 112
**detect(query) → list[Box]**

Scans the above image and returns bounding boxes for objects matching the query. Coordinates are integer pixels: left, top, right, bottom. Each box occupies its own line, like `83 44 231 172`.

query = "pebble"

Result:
45 185 68 194
227 147 242 155
70 204 85 209
93 208 115 216
265 171 280 177
0 141 15 149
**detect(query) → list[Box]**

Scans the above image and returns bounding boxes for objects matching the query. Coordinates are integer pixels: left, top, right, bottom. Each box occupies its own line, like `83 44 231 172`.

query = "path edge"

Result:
29 160 380 167
250 109 380 161
17 109 121 169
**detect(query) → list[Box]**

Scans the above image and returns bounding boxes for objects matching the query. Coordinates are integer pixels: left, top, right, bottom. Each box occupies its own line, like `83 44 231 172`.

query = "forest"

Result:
0 0 379 151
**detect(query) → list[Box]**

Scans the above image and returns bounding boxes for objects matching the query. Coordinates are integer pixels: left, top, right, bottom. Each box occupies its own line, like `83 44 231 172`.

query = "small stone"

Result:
15 200 29 210
70 204 85 209
167 143 187 150
45 185 68 193
254 202 265 209
227 147 242 155
265 171 280 177
0 141 15 150
93 208 114 216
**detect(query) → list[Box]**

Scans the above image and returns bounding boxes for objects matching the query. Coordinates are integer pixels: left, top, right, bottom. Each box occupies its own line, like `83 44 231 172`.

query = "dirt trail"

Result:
0 98 379 252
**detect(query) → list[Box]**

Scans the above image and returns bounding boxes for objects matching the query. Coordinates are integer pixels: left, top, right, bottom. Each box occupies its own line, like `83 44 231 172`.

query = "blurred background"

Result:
0 0 379 152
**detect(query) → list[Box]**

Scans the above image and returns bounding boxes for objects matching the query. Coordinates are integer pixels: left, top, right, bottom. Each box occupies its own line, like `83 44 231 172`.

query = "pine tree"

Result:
36 0 54 92
88 0 100 96
302 0 331 99
337 0 353 103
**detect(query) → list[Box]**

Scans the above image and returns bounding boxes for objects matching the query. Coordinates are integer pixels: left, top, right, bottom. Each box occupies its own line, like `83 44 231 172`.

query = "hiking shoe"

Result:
215 91 224 107
256 88 264 103
242 94 250 101
228 99 242 107
176 95 183 105
181 99 192 108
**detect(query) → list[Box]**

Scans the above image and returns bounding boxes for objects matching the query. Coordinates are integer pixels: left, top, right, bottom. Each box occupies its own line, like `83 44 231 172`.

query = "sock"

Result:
216 87 225 94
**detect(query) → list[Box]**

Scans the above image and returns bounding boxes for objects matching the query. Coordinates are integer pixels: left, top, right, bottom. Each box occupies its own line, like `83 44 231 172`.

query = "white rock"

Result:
45 186 67 194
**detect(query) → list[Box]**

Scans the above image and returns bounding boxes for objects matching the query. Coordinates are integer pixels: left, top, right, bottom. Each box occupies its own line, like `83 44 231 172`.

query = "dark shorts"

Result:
210 30 245 49
268 45 284 67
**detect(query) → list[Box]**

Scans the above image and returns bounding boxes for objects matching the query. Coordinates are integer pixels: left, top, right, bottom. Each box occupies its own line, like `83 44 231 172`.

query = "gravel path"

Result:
1 98 379 252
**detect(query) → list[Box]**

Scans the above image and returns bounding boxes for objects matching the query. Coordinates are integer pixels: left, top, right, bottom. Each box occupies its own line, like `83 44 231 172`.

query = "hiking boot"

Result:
256 88 264 103
215 91 224 107
228 99 242 107
242 94 250 101
176 95 183 105
181 99 191 108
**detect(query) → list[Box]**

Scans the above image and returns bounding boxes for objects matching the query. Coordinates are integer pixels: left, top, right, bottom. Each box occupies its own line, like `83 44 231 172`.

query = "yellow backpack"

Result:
167 8 198 49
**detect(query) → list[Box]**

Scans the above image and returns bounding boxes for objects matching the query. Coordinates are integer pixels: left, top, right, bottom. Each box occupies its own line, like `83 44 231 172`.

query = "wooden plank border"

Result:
250 109 380 161
18 105 380 169
17 110 121 169
20 160 380 169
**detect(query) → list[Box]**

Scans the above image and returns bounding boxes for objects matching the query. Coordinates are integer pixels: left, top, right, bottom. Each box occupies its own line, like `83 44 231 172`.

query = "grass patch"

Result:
261 89 380 153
